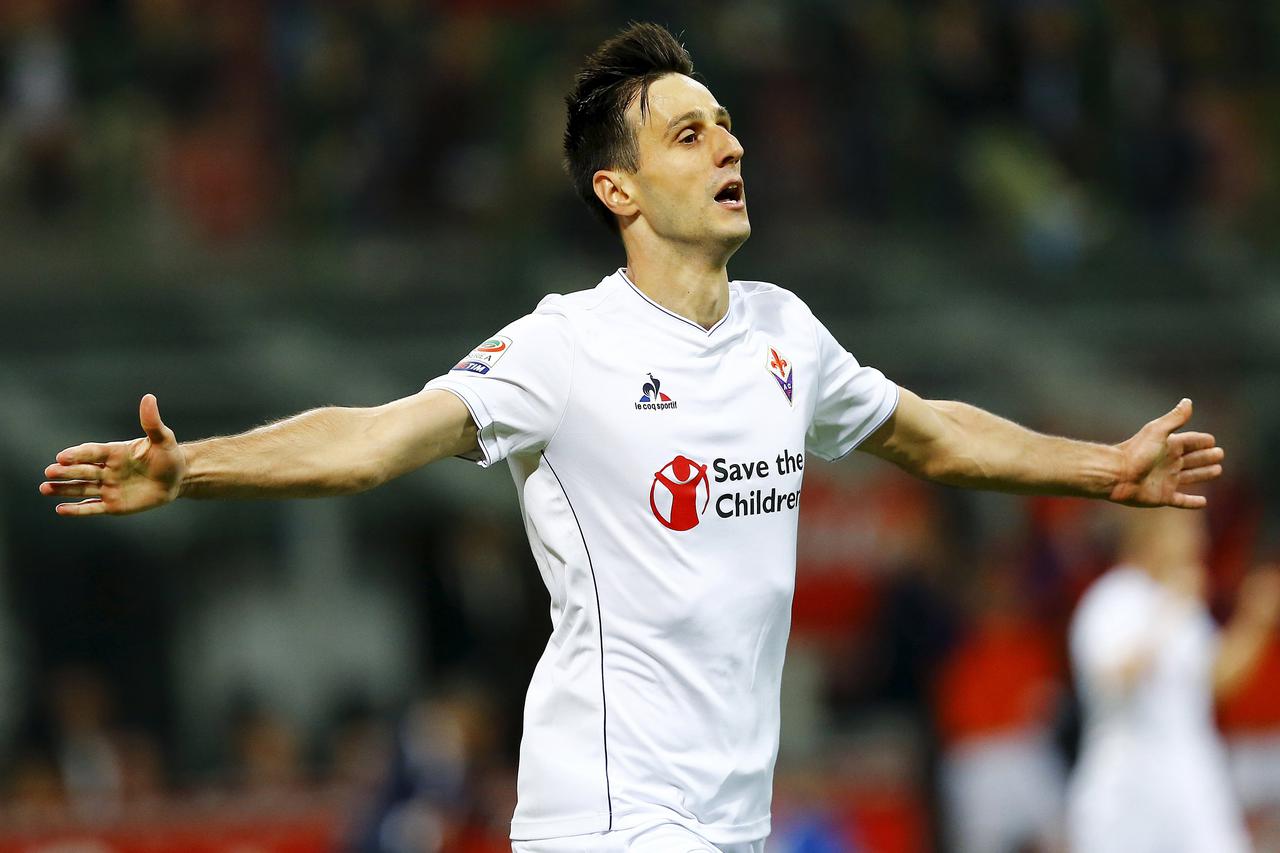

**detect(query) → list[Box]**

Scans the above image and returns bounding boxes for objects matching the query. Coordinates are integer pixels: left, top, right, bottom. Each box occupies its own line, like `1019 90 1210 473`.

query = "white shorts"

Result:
512 821 766 853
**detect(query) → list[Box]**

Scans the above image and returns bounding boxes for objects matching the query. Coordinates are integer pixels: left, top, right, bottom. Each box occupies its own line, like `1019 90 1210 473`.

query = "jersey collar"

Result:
617 268 734 337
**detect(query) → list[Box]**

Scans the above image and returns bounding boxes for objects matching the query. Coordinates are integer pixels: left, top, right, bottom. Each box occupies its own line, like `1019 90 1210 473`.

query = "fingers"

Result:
44 463 105 482
139 393 175 447
1173 438 1225 489
40 481 102 499
1171 431 1217 453
54 499 107 517
1153 398 1193 433
1178 465 1222 485
56 443 113 465
1170 492 1208 510
1181 446 1224 470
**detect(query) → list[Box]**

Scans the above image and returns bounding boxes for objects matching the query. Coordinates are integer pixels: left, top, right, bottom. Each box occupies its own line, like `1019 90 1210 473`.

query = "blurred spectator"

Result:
1221 636 1280 832
19 664 165 820
327 694 393 794
1067 508 1278 853
0 0 1272 248
227 696 305 794
352 685 504 853
934 551 1066 853
4 0 78 217
1013 0 1085 157
4 747 63 814
48 666 124 815
140 2 276 240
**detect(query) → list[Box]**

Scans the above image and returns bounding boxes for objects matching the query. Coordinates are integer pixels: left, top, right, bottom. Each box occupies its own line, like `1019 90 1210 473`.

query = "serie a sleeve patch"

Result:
451 335 513 375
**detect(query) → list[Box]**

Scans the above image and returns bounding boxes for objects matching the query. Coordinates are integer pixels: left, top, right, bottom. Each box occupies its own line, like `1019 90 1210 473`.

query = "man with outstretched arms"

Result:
42 23 1225 853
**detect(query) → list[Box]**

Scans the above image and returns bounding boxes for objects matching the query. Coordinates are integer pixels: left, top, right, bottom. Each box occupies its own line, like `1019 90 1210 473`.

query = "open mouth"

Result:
714 180 744 208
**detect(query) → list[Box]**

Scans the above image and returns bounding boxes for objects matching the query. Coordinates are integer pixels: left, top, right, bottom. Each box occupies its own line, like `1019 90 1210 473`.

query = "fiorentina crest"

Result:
767 346 793 405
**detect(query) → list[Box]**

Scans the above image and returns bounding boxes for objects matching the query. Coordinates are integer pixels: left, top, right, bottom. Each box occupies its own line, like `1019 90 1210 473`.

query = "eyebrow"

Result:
665 106 732 135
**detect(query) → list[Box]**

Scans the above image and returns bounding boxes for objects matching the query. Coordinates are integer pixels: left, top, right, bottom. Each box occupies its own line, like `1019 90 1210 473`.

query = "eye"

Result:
678 129 697 144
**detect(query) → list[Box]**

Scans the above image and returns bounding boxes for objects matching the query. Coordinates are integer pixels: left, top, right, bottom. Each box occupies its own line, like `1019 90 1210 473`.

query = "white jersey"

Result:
425 269 898 843
1067 566 1250 853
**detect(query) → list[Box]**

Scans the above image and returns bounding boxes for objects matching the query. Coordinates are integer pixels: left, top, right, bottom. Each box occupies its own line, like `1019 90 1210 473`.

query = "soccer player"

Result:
41 23 1225 853
1068 509 1279 853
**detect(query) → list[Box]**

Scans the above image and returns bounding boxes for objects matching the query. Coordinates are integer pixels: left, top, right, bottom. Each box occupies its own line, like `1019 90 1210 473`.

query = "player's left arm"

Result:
857 388 1224 508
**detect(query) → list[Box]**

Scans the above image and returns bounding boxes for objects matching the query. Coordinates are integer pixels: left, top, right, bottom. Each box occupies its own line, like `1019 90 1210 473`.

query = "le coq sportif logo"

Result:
649 455 710 531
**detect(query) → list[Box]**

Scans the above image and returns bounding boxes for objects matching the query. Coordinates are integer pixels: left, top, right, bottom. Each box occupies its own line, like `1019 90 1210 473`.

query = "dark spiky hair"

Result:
563 22 695 232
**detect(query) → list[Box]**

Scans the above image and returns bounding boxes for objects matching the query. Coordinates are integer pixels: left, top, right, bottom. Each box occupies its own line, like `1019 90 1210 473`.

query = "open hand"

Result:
1110 399 1223 509
40 394 186 517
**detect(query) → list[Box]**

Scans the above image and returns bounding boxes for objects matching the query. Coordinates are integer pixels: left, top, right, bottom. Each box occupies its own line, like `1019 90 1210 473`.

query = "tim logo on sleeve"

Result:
452 336 512 375
650 455 709 530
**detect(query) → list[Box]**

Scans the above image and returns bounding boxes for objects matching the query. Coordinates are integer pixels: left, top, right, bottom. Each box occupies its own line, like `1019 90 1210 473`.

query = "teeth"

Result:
714 181 743 204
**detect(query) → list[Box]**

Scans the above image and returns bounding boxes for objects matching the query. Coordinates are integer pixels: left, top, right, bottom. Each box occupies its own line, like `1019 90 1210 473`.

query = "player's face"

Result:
625 74 749 250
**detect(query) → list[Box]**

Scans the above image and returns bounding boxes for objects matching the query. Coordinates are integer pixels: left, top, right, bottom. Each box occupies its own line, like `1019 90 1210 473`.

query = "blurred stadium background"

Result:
1 1 1279 851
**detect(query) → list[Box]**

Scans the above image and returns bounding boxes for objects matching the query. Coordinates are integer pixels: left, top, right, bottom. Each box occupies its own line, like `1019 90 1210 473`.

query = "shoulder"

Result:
533 272 626 320
1073 567 1154 631
497 278 622 339
482 274 634 364
731 279 817 324
732 278 806 306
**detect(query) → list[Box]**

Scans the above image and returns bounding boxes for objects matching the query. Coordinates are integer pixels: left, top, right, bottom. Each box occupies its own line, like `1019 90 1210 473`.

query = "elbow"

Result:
918 452 956 484
345 464 386 495
912 402 971 484
916 440 975 485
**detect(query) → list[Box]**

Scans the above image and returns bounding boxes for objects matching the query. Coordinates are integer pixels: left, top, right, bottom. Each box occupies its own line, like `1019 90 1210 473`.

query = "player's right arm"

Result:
40 390 478 517
1213 566 1280 699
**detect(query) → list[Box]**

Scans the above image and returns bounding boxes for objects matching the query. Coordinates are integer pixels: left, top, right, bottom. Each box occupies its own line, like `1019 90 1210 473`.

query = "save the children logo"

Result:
650 455 710 530
649 449 806 531
636 373 678 411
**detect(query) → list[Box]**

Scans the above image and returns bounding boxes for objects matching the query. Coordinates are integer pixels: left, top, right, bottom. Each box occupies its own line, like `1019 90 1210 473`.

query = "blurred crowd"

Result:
3 1 1280 852
0 0 1278 262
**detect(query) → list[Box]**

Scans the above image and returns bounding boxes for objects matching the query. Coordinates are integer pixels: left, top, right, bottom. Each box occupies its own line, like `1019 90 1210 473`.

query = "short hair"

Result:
563 22 695 232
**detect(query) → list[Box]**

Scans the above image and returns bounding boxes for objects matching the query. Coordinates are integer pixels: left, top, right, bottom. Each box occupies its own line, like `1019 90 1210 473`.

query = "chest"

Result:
547 320 816 530
572 321 811 441
1152 609 1216 686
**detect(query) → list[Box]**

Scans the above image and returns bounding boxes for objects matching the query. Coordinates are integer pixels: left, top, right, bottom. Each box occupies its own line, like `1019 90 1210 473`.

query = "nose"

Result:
716 127 744 168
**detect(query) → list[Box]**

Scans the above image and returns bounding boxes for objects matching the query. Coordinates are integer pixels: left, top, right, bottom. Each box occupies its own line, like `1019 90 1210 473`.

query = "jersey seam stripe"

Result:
618 268 732 337
544 312 577 450
542 453 613 830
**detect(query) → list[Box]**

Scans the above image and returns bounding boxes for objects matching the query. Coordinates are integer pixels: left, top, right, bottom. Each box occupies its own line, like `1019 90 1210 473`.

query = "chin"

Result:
721 220 751 249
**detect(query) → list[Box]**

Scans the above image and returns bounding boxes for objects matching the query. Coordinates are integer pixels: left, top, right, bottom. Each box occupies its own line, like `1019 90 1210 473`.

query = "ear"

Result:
592 169 639 222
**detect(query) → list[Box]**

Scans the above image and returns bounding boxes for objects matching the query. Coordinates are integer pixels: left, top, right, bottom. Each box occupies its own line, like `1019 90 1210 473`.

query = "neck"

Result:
622 251 731 331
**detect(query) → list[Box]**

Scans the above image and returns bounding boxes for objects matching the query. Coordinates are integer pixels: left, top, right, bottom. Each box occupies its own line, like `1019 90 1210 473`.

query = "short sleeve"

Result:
424 310 574 468
805 314 900 461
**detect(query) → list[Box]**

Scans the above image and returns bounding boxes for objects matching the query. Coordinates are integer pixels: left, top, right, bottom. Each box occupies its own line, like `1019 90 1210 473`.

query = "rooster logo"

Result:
639 373 673 403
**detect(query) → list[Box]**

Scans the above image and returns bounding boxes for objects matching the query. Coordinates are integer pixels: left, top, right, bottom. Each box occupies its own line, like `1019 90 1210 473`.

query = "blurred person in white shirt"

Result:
1068 507 1280 853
